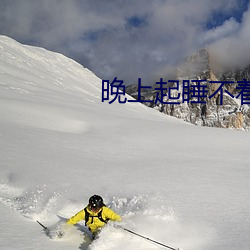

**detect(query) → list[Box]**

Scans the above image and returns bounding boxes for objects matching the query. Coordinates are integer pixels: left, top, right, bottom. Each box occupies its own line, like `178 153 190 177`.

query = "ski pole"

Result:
37 220 48 231
122 227 180 250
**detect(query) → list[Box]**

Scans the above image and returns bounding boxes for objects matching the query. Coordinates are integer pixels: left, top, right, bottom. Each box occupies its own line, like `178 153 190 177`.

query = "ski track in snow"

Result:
0 99 91 134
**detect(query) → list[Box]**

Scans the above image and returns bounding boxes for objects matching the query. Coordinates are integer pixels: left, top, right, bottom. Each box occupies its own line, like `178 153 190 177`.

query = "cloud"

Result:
201 18 240 45
208 3 250 68
0 0 248 85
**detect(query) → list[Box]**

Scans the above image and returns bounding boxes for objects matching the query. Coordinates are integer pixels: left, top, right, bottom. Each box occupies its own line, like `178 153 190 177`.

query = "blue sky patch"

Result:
206 0 249 29
126 15 148 28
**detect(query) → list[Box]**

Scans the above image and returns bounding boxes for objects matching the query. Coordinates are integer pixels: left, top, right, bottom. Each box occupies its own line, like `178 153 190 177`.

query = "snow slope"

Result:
0 35 249 250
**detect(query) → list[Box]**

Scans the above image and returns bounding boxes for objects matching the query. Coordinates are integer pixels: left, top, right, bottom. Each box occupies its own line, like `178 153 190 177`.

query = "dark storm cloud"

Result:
0 0 249 85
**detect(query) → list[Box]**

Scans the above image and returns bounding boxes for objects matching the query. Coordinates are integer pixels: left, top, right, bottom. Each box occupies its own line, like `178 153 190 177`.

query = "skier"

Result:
66 194 122 239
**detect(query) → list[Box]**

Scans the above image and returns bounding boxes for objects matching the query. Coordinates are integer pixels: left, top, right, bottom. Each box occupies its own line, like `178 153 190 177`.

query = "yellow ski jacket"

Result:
67 206 121 233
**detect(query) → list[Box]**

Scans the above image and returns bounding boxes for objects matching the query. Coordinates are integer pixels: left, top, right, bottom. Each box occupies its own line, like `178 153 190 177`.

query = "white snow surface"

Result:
0 35 249 250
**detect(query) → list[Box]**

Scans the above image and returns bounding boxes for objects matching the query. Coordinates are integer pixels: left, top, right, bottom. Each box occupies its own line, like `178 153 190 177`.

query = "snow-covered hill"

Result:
0 36 250 250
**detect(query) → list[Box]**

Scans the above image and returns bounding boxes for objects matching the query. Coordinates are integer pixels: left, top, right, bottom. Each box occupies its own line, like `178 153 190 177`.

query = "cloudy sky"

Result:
0 0 249 85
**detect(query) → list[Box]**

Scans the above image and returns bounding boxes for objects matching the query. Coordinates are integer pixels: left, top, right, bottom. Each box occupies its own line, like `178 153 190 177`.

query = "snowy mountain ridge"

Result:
0 36 250 250
126 48 250 130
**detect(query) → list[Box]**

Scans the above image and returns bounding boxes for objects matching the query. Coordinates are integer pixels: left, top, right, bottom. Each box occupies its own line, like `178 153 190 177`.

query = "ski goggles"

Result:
89 205 101 212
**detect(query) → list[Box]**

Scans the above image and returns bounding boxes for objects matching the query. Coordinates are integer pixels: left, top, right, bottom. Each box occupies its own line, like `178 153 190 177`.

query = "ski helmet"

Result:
89 195 104 210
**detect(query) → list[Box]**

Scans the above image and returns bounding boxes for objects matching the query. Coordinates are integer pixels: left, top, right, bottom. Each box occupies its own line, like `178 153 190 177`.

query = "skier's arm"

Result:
67 209 85 225
104 207 122 222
